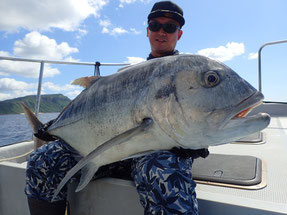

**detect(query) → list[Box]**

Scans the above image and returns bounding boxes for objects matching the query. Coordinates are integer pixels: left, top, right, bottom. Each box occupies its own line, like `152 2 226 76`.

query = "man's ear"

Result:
147 27 150 37
177 30 183 40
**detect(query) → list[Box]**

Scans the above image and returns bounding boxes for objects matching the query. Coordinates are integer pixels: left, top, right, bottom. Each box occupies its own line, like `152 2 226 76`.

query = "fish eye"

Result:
204 71 220 87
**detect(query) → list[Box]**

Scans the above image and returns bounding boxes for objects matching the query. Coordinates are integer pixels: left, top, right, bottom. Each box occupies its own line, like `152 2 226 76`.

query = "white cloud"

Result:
248 52 258 60
197 42 245 62
0 92 13 101
99 20 111 28
14 31 78 60
120 0 137 3
99 19 128 36
125 57 145 64
0 60 60 78
119 0 152 4
0 32 79 78
111 27 128 36
101 26 127 36
0 78 36 91
99 19 140 36
76 28 88 40
0 78 37 101
0 0 109 32
130 28 141 35
0 90 37 101
42 82 82 100
0 78 82 101
43 82 81 92
101 27 110 34
0 51 10 57
118 0 151 9
66 90 82 99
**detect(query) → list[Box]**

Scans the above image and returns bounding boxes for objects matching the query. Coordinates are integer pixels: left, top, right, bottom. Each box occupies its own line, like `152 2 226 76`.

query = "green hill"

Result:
0 94 71 115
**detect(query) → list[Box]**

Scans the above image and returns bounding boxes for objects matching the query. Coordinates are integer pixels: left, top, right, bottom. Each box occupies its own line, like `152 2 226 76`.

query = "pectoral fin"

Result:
76 163 98 192
52 118 153 201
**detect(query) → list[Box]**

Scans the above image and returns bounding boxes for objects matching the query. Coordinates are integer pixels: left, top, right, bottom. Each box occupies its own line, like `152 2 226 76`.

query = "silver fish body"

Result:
23 54 270 199
49 54 269 154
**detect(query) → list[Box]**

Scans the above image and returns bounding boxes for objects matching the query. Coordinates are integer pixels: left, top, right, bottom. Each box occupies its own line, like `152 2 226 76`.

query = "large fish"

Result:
22 54 270 201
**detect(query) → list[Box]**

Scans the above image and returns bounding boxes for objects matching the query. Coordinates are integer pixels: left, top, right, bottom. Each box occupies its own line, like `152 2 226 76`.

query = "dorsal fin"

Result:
71 76 100 88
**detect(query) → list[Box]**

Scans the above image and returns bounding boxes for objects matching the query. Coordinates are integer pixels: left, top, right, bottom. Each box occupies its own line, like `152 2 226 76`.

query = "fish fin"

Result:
76 163 98 192
52 118 153 201
21 103 43 133
33 136 46 148
21 103 46 148
122 150 155 160
71 76 100 88
52 164 98 202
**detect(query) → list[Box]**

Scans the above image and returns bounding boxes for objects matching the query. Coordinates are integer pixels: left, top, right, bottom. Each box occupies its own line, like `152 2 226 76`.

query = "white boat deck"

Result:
196 115 287 214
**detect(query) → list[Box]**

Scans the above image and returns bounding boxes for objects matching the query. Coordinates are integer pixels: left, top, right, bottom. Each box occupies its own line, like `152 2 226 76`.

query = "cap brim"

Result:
148 10 185 27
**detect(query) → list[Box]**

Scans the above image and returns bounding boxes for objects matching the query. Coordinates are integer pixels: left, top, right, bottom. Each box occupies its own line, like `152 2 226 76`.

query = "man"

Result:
146 1 183 59
132 2 209 214
25 1 208 214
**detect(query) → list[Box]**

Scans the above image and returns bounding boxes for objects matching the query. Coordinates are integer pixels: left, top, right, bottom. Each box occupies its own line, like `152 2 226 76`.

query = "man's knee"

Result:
131 151 198 214
25 140 78 202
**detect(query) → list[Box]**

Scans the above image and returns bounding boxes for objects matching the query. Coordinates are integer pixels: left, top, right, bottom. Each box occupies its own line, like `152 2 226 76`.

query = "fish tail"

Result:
21 103 46 148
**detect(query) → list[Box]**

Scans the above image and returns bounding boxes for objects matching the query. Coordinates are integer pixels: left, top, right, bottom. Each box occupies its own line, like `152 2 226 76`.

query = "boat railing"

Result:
1 39 287 114
0 56 129 116
258 39 287 96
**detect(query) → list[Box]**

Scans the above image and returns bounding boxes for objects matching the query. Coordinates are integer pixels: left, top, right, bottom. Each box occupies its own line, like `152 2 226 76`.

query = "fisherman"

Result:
25 1 209 214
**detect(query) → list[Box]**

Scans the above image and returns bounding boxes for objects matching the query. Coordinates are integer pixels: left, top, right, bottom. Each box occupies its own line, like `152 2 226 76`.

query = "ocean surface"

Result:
0 113 59 147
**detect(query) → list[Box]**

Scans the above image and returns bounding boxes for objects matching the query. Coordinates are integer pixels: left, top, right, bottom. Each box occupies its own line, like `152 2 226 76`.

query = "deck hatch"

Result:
192 154 265 189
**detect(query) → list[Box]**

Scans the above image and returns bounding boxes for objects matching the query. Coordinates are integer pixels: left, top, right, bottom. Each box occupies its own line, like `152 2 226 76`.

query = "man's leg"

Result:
25 140 79 215
132 151 198 215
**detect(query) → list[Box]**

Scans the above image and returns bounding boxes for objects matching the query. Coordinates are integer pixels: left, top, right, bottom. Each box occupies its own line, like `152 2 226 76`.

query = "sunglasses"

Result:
148 21 180 33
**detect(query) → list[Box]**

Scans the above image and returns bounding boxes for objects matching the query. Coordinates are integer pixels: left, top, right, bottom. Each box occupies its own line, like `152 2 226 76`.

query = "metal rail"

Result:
0 56 129 66
258 39 287 92
0 56 129 116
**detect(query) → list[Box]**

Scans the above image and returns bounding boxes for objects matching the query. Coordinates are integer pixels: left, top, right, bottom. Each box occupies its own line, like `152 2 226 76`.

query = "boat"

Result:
0 40 286 215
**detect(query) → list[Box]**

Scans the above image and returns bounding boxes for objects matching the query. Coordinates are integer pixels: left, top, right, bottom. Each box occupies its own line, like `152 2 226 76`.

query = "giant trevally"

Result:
22 54 270 201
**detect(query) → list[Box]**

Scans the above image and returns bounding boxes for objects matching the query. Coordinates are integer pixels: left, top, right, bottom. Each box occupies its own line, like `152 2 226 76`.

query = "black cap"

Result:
148 1 185 27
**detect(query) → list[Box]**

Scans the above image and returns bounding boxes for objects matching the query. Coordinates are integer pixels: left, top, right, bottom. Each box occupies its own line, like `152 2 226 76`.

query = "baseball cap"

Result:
147 1 185 27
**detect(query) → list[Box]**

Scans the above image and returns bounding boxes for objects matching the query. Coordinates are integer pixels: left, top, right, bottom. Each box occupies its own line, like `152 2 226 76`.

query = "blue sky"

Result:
0 0 286 102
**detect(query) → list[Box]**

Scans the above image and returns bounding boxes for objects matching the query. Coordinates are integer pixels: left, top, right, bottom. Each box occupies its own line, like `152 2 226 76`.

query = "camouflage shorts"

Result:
24 140 80 202
25 141 198 214
132 151 198 215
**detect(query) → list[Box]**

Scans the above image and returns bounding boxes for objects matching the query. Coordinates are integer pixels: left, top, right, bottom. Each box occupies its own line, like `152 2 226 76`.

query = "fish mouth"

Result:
222 91 265 128
232 92 263 119
203 91 270 147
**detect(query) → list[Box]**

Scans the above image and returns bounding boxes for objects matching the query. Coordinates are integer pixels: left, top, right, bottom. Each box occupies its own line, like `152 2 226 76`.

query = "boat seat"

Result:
67 153 265 215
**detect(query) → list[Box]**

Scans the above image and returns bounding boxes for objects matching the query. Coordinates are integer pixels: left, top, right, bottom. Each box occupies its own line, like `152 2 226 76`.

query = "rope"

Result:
94 61 101 76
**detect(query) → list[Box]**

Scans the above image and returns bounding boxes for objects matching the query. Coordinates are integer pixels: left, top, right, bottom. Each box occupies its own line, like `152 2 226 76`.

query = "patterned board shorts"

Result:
25 140 198 215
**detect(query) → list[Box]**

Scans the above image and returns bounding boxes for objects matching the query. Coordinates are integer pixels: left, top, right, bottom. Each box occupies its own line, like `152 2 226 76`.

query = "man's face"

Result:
147 17 183 58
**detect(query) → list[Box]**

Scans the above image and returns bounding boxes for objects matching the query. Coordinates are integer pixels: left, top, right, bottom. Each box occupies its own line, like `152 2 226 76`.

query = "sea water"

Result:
0 113 59 147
